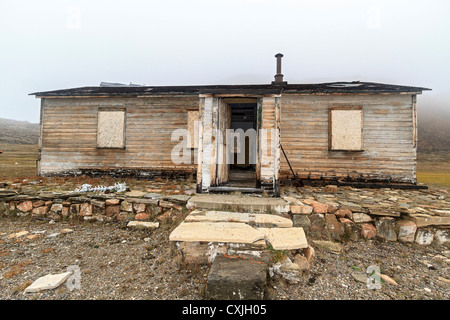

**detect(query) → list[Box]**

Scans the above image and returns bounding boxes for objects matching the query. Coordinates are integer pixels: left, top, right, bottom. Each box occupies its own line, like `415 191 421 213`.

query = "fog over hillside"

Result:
0 118 39 145
417 104 450 152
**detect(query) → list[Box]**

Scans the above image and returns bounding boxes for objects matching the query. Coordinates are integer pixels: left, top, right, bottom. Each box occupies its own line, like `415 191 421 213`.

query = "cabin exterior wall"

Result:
279 93 417 183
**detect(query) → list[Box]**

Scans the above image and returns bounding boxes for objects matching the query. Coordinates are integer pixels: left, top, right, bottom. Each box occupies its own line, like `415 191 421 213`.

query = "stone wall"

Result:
286 185 450 247
0 190 191 224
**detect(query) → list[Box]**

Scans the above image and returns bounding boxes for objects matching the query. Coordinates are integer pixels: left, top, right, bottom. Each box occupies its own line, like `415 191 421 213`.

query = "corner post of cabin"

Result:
196 97 205 193
255 98 263 188
37 98 45 176
412 94 418 184
274 95 281 197
198 95 218 192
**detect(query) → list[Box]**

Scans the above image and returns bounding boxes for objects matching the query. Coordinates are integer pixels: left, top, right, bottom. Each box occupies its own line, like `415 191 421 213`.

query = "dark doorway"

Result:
227 102 257 188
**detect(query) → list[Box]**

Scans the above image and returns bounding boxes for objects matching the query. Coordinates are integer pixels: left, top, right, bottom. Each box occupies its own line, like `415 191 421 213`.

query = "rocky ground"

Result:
1 214 448 300
0 178 449 300
268 239 449 300
0 216 208 300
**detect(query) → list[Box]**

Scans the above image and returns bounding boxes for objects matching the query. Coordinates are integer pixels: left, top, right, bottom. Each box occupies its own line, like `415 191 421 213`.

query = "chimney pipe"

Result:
272 53 287 85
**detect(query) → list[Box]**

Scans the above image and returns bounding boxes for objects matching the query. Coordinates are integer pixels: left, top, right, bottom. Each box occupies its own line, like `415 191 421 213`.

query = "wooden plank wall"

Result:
40 96 200 175
279 94 417 183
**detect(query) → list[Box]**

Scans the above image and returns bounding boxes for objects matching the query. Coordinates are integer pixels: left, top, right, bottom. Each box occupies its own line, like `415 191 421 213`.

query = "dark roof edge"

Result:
29 81 431 97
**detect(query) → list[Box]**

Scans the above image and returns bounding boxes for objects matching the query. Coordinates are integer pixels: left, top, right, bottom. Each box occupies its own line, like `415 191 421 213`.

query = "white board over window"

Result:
97 110 126 148
330 108 363 151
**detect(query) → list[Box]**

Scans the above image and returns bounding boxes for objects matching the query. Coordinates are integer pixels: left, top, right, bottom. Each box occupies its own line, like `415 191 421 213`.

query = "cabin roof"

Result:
30 81 431 97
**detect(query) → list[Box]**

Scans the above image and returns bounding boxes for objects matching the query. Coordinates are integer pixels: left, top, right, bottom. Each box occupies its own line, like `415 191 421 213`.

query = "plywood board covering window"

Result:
329 107 363 151
187 110 199 148
97 109 126 149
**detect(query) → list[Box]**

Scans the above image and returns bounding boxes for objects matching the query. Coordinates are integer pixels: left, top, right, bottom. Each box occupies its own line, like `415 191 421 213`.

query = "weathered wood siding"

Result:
39 96 199 175
279 94 417 183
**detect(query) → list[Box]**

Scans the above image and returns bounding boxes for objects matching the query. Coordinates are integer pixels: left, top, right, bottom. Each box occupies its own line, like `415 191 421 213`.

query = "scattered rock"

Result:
323 185 338 193
311 202 328 214
352 212 372 223
351 272 368 284
415 229 434 245
32 206 50 216
124 190 147 198
380 274 398 286
17 201 33 212
135 212 149 220
8 230 29 239
120 201 133 212
259 227 308 250
206 255 267 299
47 233 60 238
292 215 311 231
434 230 450 246
105 205 120 217
335 208 352 219
50 204 63 213
290 205 313 215
303 245 315 266
293 254 310 271
361 223 376 240
375 217 397 241
325 214 342 240
395 220 417 243
133 203 146 213
127 221 159 229
309 214 326 236
312 240 342 254
24 272 72 293
105 198 120 206
79 203 93 216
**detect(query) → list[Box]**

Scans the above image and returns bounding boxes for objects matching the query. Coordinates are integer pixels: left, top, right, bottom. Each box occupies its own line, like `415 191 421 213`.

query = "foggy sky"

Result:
0 0 449 123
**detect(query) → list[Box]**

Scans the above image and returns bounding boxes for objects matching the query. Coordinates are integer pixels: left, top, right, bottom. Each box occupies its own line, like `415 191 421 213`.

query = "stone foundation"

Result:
0 191 191 223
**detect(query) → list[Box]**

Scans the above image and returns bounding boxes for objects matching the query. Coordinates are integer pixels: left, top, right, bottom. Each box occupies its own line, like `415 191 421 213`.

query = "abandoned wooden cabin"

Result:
30 54 430 196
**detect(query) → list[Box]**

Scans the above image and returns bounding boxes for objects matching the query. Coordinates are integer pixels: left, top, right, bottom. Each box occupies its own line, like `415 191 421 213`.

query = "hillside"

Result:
417 107 450 152
0 118 39 145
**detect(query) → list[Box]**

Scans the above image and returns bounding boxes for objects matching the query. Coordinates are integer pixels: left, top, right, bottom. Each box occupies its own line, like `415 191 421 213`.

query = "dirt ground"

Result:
1 215 448 300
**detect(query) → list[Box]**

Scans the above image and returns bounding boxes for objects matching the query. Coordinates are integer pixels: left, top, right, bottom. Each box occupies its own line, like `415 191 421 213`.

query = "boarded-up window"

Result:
97 109 126 148
187 110 199 148
329 107 363 151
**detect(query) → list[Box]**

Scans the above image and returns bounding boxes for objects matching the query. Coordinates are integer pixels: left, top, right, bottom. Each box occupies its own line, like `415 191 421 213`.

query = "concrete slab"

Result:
169 222 265 244
259 227 308 250
206 255 267 300
25 272 72 293
187 194 290 214
185 210 293 227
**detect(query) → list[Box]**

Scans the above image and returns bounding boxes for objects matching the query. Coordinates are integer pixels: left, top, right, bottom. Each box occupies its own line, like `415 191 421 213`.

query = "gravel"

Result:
1 216 448 300
0 216 208 300
267 240 450 300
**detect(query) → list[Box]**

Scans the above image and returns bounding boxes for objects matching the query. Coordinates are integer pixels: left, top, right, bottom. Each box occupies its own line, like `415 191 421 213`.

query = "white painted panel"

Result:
97 110 125 148
330 109 362 151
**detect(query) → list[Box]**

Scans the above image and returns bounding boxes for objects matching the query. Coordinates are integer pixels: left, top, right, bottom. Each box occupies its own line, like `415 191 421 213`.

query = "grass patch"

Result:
417 172 450 188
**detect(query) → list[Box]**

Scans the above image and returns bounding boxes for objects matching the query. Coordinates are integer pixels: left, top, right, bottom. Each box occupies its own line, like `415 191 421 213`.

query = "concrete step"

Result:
187 194 290 214
205 255 267 300
169 216 308 265
185 210 293 228
208 186 263 194
169 221 265 244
